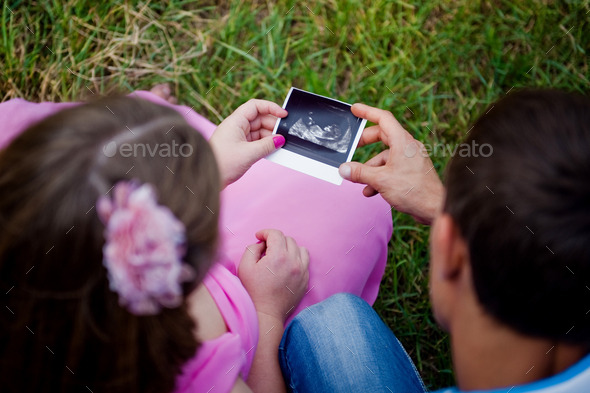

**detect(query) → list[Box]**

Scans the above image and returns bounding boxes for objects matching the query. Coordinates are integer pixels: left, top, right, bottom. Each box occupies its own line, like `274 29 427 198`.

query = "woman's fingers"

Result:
255 229 287 251
299 246 310 269
255 230 308 270
240 242 267 268
247 129 274 142
248 114 278 134
258 129 273 138
285 236 299 256
237 99 287 122
260 114 279 131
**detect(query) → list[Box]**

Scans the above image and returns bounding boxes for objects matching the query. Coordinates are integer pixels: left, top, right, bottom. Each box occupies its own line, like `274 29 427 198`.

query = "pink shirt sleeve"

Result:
174 264 259 393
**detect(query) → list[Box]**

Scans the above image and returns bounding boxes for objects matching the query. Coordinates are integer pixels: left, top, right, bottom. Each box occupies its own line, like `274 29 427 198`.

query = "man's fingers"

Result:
358 125 384 147
364 150 389 167
352 103 407 145
351 103 396 124
339 161 379 185
363 185 379 197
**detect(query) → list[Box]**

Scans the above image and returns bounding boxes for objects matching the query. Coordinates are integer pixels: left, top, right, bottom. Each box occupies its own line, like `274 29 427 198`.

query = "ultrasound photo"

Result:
267 87 367 185
274 88 364 168
288 109 353 153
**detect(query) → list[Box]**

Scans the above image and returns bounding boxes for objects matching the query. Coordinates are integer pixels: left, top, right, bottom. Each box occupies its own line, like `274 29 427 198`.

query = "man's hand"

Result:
339 103 444 224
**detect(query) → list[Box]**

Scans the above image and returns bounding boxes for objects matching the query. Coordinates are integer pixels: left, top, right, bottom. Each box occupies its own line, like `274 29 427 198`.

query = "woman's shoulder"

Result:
187 282 227 341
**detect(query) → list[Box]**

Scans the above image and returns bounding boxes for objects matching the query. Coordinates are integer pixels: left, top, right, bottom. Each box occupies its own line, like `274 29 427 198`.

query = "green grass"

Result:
1 0 588 389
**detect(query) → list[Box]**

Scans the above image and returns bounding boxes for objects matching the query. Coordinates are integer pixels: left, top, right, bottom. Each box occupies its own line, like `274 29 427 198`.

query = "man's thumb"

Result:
339 162 374 184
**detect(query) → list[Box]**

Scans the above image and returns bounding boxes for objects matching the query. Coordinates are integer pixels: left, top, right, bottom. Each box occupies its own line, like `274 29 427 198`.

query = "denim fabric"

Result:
279 293 427 393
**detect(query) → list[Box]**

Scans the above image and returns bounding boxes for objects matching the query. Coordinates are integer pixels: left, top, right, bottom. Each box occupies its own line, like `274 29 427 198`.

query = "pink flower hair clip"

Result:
97 180 195 316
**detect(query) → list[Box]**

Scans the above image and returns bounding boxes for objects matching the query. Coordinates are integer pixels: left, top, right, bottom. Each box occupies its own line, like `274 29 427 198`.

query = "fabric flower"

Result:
97 181 194 315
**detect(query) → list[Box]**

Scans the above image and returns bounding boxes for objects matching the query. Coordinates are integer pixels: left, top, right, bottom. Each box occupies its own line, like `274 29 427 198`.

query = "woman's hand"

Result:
238 229 309 322
209 99 287 187
339 103 444 225
238 229 309 393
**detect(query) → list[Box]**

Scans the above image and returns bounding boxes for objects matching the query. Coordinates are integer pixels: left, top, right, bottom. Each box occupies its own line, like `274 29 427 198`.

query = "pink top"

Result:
174 264 258 393
1 91 393 393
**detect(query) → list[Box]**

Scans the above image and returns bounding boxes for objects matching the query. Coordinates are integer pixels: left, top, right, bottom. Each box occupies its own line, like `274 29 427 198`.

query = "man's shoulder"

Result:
434 353 590 393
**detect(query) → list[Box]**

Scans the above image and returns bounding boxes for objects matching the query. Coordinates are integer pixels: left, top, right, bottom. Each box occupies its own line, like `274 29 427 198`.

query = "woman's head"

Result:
438 89 590 345
0 97 220 392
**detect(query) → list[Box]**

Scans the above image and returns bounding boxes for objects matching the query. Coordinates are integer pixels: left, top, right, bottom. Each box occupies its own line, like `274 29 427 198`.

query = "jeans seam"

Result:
279 329 300 393
394 336 429 392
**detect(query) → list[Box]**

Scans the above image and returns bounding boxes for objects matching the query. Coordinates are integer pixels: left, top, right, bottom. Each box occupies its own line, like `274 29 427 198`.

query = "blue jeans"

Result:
279 293 428 393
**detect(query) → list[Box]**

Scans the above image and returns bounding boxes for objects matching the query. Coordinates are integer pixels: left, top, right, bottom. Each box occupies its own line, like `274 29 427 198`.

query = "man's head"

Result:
429 89 590 346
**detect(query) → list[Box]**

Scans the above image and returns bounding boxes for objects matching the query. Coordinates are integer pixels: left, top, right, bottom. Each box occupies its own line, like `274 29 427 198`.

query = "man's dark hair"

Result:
444 89 590 345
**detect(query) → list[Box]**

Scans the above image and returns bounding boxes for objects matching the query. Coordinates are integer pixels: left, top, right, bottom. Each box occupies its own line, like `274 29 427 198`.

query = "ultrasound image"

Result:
287 110 352 153
275 87 364 169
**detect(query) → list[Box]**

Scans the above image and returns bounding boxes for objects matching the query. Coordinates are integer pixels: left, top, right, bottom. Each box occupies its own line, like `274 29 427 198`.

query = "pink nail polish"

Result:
273 135 285 149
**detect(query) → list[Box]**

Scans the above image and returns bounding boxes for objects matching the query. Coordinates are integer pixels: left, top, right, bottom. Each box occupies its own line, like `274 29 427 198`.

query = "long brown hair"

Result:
0 97 221 392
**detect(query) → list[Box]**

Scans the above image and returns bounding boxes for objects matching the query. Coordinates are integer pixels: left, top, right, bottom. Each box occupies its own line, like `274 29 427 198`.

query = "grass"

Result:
1 0 588 389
